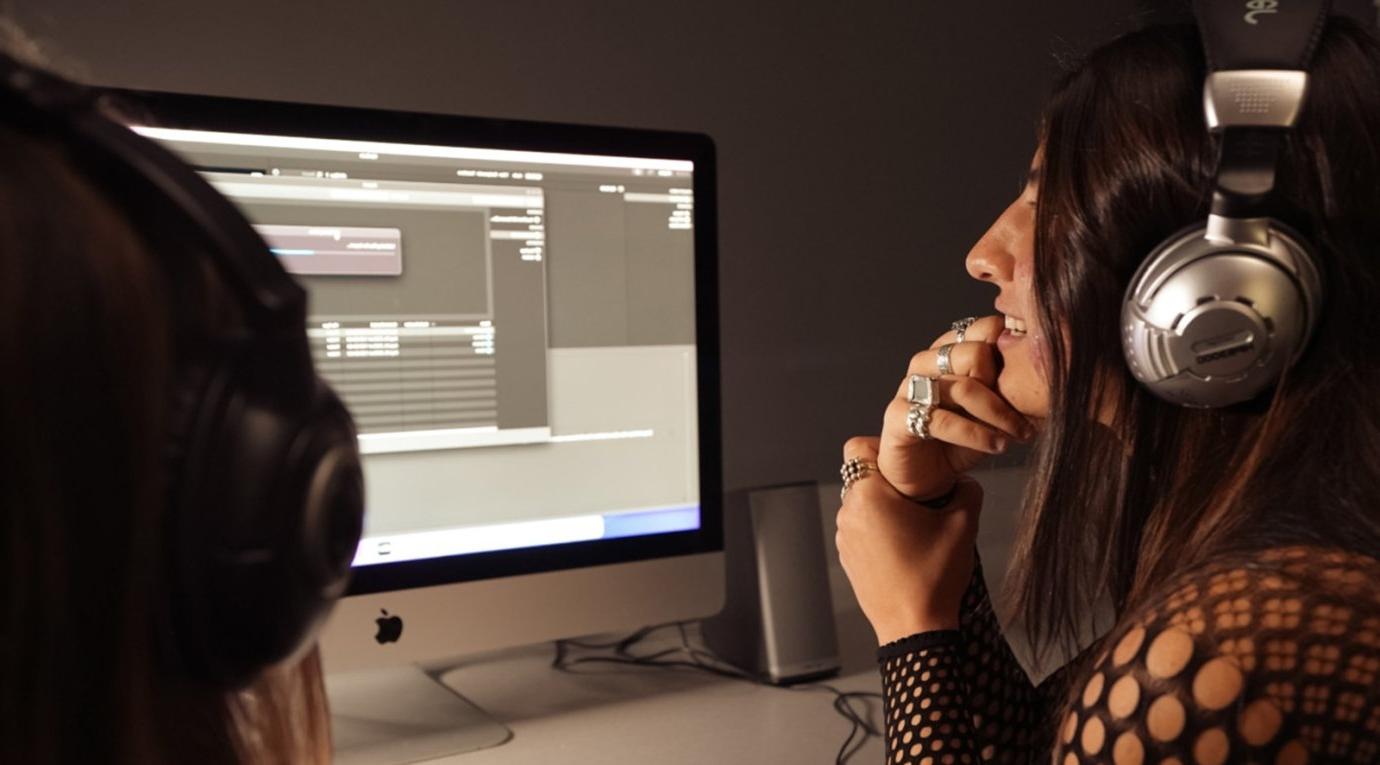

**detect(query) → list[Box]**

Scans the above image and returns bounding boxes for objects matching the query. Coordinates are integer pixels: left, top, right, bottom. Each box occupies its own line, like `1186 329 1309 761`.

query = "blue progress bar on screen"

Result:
601 504 701 539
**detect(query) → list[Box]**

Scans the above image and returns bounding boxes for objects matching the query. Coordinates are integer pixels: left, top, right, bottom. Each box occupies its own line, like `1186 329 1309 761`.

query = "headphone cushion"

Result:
170 358 362 689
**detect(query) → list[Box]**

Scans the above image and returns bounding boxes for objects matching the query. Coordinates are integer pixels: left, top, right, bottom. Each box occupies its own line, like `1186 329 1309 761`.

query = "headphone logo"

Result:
1244 0 1280 24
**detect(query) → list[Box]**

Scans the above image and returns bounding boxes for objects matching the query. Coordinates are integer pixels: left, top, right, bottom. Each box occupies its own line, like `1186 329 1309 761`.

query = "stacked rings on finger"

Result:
951 316 976 343
936 343 956 376
839 457 878 500
905 374 940 440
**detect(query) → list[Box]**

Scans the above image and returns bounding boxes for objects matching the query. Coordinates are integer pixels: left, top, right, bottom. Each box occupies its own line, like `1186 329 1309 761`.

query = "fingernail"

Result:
994 438 1009 453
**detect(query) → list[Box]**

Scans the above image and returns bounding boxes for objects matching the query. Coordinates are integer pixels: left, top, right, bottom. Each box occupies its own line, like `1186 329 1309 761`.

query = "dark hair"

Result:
1005 18 1380 670
0 124 331 761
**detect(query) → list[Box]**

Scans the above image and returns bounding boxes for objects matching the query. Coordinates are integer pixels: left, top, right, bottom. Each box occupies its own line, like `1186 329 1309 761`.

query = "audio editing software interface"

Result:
142 126 702 564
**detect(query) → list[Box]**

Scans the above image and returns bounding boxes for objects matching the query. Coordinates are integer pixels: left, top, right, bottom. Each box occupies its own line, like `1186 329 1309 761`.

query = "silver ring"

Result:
839 457 878 500
906 403 935 440
936 343 956 376
951 316 976 343
906 374 940 407
905 374 940 440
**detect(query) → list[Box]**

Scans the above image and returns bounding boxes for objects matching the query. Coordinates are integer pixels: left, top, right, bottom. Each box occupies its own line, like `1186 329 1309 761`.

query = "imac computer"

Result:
117 90 723 763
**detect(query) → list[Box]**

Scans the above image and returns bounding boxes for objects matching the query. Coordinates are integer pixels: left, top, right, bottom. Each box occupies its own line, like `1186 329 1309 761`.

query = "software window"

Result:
148 128 701 563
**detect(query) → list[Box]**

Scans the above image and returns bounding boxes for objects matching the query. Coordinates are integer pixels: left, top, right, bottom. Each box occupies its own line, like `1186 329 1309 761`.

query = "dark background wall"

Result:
13 0 1365 491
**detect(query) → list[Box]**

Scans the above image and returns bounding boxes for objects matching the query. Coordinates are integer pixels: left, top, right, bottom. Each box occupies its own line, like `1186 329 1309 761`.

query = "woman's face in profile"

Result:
964 155 1051 420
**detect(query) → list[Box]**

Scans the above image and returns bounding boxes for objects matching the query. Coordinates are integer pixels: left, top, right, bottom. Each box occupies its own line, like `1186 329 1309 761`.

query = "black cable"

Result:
557 619 681 652
552 621 884 764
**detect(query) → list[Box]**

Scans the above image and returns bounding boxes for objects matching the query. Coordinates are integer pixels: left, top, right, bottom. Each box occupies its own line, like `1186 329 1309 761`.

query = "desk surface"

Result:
421 607 887 764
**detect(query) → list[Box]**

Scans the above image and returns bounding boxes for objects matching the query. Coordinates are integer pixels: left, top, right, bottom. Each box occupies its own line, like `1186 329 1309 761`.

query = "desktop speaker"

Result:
701 482 840 684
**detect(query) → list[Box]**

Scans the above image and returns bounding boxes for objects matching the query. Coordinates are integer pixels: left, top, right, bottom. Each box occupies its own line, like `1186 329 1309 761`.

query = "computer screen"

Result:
120 92 722 760
124 94 721 595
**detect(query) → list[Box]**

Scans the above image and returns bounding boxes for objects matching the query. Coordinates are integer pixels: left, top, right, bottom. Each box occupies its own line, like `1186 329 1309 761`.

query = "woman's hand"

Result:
878 315 1033 501
836 315 1034 645
836 438 983 644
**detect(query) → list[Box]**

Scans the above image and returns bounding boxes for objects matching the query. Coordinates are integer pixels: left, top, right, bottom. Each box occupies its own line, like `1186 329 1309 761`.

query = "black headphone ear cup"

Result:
161 352 231 683
167 351 363 690
276 385 364 639
299 393 366 594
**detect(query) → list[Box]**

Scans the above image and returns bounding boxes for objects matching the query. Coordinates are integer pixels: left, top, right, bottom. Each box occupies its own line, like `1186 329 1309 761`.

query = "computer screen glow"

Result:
141 126 702 567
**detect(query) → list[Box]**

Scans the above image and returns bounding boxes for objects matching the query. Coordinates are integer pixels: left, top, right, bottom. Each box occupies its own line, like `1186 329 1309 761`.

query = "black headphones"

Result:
0 53 365 689
1121 0 1331 408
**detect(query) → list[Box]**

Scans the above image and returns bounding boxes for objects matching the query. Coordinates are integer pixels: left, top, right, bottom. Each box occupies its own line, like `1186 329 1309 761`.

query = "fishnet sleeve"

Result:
956 555 1072 760
879 631 984 763
878 555 1070 763
1051 548 1380 764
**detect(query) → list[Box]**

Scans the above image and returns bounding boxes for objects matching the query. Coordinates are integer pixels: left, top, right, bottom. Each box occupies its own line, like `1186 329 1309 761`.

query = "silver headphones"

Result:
1121 0 1331 408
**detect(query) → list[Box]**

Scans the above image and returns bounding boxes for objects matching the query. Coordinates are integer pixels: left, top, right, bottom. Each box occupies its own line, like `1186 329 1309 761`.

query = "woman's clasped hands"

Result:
835 315 1037 645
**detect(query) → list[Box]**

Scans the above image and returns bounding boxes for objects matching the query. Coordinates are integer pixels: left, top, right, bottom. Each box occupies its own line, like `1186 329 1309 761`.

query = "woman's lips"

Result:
996 327 1026 353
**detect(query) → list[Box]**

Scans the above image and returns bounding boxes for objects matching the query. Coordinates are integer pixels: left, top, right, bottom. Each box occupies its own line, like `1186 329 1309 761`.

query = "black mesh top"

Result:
876 546 1380 764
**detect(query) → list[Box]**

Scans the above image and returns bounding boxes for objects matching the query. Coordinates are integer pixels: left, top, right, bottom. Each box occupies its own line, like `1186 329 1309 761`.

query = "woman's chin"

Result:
996 368 1050 420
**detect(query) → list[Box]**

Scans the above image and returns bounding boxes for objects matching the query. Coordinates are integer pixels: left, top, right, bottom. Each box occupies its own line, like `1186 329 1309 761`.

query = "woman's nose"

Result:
965 228 1015 285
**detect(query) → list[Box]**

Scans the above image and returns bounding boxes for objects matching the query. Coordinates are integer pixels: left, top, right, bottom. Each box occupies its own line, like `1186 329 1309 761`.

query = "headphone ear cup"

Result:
1121 220 1321 408
162 353 235 684
286 385 365 621
168 355 363 690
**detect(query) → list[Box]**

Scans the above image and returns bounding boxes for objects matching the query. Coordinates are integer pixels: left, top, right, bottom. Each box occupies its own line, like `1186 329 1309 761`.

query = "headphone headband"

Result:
1195 0 1330 71
1193 0 1332 218
0 52 306 336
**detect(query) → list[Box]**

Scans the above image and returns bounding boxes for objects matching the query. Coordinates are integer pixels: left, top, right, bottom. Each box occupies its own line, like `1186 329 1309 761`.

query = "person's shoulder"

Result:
1135 545 1380 629
1052 546 1380 763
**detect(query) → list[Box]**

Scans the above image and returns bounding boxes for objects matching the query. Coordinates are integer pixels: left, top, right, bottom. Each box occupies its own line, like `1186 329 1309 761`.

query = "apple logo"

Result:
374 609 403 644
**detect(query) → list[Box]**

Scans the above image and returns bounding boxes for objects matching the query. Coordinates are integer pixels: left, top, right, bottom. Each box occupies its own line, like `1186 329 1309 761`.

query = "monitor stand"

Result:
326 665 512 764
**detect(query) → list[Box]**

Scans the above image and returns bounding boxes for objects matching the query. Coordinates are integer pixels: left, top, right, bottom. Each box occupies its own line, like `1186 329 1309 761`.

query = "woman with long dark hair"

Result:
836 13 1380 764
